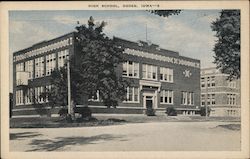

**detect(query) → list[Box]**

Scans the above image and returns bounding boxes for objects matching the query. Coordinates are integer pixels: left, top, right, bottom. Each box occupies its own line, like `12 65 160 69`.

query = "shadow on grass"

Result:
27 134 125 151
10 132 42 140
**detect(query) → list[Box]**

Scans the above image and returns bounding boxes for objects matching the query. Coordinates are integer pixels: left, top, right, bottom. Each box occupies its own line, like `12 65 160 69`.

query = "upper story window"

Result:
160 90 173 104
46 53 56 76
58 50 69 68
122 61 139 78
207 77 210 87
201 94 205 106
227 94 236 105
16 62 24 72
228 81 236 88
211 76 215 87
160 67 173 83
35 57 44 78
201 77 205 88
25 60 34 79
142 64 157 80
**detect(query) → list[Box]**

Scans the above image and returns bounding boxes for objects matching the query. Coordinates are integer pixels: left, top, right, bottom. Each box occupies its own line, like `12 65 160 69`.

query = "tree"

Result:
45 16 129 116
211 10 240 80
149 10 181 17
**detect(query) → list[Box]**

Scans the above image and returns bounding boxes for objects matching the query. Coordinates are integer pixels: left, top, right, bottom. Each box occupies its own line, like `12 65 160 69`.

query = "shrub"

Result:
200 106 211 116
58 108 68 117
74 106 92 119
166 107 177 116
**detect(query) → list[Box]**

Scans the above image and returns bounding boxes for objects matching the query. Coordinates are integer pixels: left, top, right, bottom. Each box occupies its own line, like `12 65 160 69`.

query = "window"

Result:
201 94 205 106
124 87 139 103
228 81 236 88
88 90 100 102
34 86 46 103
25 88 33 104
122 61 139 78
16 62 24 72
201 77 205 87
160 67 174 82
211 94 215 105
25 60 34 79
207 77 210 87
187 92 194 105
227 94 236 105
182 91 194 105
58 50 69 68
46 53 56 76
207 94 211 105
142 64 157 80
211 76 215 87
45 85 53 102
16 90 23 105
160 90 173 104
181 92 188 105
35 57 44 78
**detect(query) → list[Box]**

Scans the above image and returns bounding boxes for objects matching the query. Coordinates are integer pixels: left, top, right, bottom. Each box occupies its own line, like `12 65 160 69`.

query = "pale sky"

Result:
9 10 220 92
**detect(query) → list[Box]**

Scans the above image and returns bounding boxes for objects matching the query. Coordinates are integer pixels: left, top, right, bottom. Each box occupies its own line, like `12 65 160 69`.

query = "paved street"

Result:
10 121 240 151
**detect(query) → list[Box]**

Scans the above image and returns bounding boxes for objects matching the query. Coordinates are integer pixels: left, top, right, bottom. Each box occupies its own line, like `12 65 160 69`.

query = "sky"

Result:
9 10 220 92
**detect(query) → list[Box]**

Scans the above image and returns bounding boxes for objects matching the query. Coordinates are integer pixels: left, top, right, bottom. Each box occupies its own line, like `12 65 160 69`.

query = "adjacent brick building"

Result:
12 32 201 118
201 67 241 116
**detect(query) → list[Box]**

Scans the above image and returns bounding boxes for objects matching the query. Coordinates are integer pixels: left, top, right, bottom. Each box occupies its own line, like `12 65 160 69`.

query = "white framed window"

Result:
122 61 139 78
16 90 23 105
187 92 194 105
58 50 69 68
25 60 34 79
201 94 205 106
181 91 194 105
207 77 210 87
181 92 188 105
228 81 236 88
34 86 46 103
46 53 56 76
227 94 236 105
201 77 205 88
160 90 173 104
16 62 24 72
35 57 44 78
160 67 173 82
211 94 215 105
124 87 139 103
211 76 215 87
25 88 33 104
142 64 157 80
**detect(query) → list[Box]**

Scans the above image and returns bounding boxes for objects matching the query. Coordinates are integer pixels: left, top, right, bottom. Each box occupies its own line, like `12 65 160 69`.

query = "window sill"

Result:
122 76 139 79
160 103 173 105
159 80 174 83
122 101 140 104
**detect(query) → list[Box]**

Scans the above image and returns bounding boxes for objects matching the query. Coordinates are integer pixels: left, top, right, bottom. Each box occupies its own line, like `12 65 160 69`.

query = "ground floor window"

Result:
160 90 173 104
25 88 33 104
181 91 194 105
124 87 139 103
34 86 46 103
16 90 23 105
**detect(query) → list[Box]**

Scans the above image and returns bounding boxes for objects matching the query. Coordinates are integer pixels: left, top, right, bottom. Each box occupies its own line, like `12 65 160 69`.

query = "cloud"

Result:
9 20 59 53
53 15 89 25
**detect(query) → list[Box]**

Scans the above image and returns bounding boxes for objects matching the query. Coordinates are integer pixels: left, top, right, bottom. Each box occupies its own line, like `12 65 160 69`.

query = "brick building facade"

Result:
12 32 201 117
201 68 241 116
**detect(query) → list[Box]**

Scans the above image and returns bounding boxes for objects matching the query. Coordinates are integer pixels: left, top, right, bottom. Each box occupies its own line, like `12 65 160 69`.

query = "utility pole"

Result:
67 58 71 115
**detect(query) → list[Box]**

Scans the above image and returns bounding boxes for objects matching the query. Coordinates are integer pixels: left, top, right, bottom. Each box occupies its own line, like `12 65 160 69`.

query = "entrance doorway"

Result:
143 91 157 109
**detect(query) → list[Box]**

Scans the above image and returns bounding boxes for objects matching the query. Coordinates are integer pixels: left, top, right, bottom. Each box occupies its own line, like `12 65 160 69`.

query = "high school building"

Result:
200 67 241 116
12 32 201 118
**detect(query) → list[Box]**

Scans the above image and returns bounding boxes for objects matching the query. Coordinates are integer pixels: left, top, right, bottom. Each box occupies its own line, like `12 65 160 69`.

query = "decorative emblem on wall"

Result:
183 70 192 78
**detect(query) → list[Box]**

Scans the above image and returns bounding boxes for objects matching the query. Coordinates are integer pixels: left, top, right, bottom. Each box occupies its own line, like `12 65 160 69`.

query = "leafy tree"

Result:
44 16 129 115
149 10 181 17
211 10 240 80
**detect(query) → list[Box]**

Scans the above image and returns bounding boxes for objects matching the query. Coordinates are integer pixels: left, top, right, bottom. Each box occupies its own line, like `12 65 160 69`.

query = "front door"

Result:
146 96 153 109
